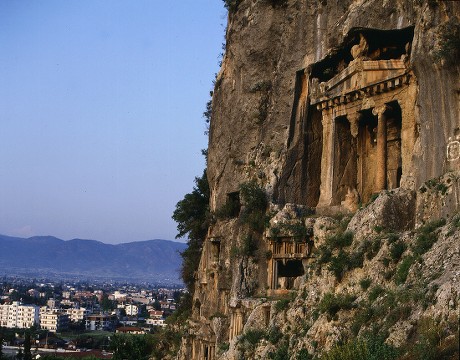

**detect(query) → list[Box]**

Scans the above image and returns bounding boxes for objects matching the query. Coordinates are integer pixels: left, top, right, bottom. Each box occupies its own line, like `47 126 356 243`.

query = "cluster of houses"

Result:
0 301 172 333
0 285 181 334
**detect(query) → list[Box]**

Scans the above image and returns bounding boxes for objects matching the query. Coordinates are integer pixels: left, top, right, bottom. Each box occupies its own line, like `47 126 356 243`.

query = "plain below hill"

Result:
0 235 187 285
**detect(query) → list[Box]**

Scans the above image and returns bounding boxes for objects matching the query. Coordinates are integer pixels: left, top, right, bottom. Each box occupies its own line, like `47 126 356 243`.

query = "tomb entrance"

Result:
305 27 415 209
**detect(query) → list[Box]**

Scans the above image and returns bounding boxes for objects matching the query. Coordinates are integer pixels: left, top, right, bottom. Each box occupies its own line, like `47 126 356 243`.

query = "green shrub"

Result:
436 183 449 195
387 233 400 244
241 234 258 257
275 298 291 312
240 329 266 347
384 269 395 280
360 278 372 290
218 342 229 353
321 335 398 360
267 326 283 344
418 218 446 234
327 231 354 248
223 0 240 12
386 304 412 327
349 249 365 269
390 241 407 262
296 348 313 360
239 181 268 232
368 285 385 302
366 239 382 260
359 238 382 261
394 256 415 285
269 343 289 360
328 250 350 281
453 216 460 228
351 304 374 335
433 17 460 66
318 292 356 319
382 257 391 267
412 218 445 256
240 181 267 214
405 318 447 360
317 244 333 264
277 222 309 240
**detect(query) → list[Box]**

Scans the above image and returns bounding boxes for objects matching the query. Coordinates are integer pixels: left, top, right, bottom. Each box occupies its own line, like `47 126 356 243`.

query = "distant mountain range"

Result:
0 235 187 285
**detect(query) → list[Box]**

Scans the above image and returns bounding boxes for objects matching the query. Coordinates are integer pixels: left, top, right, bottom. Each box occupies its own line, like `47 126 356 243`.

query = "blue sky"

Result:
0 1 226 244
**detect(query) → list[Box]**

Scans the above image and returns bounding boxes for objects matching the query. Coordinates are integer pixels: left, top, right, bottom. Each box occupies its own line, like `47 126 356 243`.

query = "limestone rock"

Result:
179 0 460 358
348 188 416 239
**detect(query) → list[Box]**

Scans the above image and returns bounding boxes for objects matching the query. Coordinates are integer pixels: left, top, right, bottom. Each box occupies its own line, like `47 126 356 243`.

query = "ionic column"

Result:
317 111 335 207
372 105 388 192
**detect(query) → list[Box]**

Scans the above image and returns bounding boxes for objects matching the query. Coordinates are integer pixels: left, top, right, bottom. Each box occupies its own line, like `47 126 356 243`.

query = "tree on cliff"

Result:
172 168 210 292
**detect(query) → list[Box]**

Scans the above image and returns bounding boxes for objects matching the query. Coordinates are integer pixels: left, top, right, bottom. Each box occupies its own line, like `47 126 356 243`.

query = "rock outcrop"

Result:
178 1 460 359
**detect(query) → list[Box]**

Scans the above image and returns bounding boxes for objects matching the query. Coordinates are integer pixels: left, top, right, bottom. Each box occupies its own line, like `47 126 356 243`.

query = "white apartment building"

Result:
85 314 117 331
125 304 139 316
40 308 69 333
0 302 39 329
112 291 127 300
66 308 90 322
46 298 60 309
146 318 166 327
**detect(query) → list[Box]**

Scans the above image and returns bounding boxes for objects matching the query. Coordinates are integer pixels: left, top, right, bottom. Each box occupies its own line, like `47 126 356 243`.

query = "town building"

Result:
115 326 145 334
66 307 90 322
0 301 39 329
85 314 117 331
146 318 166 327
124 304 139 316
39 308 69 333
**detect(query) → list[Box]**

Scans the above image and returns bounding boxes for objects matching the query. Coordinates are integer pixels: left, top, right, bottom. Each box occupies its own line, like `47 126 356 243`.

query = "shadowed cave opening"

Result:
275 259 304 290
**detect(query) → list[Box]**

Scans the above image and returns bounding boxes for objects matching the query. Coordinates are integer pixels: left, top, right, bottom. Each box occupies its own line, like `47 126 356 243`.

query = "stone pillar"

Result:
273 260 278 290
267 249 274 291
192 339 198 359
373 105 388 192
317 111 335 207
235 310 243 337
229 313 235 341
348 112 362 138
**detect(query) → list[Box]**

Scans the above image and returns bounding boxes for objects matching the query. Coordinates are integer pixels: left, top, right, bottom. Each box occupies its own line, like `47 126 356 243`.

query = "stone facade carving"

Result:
307 29 415 208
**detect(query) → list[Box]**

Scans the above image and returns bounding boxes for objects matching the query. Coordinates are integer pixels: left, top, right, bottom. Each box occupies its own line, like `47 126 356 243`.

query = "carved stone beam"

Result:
372 105 389 192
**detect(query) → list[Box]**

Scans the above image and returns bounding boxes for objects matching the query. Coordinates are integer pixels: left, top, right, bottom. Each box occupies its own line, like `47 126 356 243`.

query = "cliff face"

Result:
179 1 459 359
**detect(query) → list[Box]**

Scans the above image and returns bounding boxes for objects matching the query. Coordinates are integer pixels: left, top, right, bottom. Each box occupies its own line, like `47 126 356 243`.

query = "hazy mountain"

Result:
0 235 187 285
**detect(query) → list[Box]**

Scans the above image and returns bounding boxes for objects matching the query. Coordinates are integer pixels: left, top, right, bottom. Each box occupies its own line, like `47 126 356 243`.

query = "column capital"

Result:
320 110 333 125
372 104 389 117
348 112 362 138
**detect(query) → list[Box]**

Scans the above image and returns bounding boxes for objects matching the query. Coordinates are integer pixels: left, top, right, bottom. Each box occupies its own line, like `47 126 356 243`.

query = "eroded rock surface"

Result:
177 1 460 359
